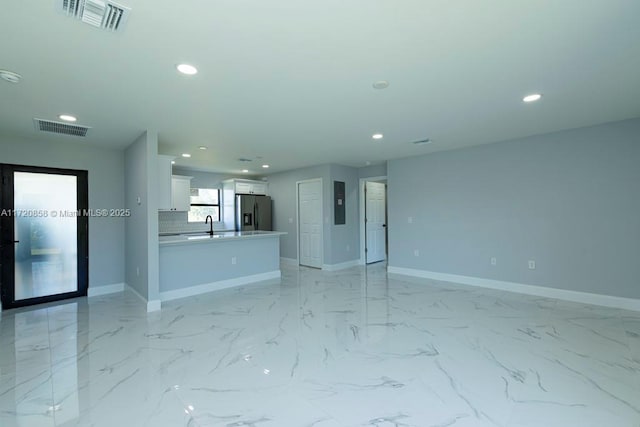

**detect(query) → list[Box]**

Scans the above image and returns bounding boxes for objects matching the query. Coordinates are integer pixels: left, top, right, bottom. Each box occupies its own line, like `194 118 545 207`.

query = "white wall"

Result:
267 163 361 267
267 164 331 262
0 134 125 291
329 164 359 265
124 130 160 307
359 162 387 179
388 118 640 299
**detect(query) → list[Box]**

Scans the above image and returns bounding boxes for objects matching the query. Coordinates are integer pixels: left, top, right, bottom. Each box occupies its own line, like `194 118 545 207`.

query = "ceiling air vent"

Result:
34 119 91 137
411 138 433 146
58 0 131 32
237 158 253 162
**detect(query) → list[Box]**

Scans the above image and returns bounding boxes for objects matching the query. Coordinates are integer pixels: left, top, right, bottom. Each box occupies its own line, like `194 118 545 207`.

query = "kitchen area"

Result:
156 155 285 302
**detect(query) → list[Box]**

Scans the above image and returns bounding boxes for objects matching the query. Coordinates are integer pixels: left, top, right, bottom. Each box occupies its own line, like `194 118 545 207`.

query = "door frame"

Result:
359 176 387 265
0 163 89 310
296 178 323 267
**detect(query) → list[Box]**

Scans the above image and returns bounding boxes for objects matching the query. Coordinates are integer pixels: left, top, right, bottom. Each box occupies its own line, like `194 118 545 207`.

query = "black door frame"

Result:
1 164 89 309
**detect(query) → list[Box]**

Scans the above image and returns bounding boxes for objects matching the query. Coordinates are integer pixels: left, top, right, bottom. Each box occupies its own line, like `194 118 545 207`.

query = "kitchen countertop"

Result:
159 230 286 246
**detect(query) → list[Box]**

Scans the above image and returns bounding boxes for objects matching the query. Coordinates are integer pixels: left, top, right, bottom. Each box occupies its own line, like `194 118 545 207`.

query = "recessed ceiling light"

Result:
262 164 269 168
523 93 542 103
176 64 198 75
0 70 22 83
372 80 389 90
372 133 383 140
58 114 77 122
181 153 191 158
242 169 249 173
171 161 176 164
198 146 207 150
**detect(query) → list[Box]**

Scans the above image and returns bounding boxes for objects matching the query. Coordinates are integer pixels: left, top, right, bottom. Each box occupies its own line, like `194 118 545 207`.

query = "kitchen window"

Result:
188 188 220 222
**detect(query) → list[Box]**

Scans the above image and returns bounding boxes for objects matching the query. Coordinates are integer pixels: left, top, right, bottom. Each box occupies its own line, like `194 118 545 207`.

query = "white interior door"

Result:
365 181 386 264
298 179 322 268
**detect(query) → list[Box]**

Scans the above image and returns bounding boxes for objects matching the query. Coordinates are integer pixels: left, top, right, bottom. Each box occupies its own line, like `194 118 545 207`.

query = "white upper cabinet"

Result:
158 155 174 210
234 181 252 194
248 181 267 195
157 155 192 211
228 179 268 195
171 175 192 211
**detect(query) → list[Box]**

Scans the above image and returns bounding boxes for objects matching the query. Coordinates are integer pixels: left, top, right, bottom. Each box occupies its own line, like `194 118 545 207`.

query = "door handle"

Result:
255 203 259 229
382 224 386 227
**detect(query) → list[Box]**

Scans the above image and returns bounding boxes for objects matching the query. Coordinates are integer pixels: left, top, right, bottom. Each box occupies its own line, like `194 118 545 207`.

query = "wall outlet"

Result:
528 260 536 270
408 216 413 224
231 257 237 265
414 249 420 257
491 257 497 266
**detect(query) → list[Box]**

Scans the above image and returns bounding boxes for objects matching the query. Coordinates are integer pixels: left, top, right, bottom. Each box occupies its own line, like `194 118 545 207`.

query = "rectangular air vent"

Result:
58 0 131 32
411 138 433 146
34 119 91 137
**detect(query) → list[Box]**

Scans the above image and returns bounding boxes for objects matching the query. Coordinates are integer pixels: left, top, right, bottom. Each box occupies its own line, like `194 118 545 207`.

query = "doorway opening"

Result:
359 176 387 265
1 164 88 310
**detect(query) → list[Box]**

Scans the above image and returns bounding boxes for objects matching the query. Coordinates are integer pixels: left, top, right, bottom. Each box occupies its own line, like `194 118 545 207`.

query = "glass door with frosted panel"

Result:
1 165 88 309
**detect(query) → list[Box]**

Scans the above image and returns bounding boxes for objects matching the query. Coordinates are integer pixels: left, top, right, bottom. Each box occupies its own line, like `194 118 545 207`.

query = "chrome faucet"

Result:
205 215 214 235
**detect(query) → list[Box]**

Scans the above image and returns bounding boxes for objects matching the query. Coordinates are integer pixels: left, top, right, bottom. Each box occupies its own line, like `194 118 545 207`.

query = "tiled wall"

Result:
158 211 213 234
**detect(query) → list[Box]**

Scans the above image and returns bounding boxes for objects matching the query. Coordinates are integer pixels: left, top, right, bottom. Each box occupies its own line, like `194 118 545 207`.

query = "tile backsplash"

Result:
158 211 230 234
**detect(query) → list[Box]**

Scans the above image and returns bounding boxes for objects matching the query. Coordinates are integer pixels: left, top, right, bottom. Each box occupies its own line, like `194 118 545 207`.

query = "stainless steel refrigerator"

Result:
235 195 272 231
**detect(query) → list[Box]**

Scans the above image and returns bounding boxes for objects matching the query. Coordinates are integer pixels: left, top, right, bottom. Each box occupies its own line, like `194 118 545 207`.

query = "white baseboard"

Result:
280 257 298 266
124 284 162 312
322 259 360 272
147 300 161 312
87 282 125 297
159 270 282 303
387 266 640 312
126 283 148 304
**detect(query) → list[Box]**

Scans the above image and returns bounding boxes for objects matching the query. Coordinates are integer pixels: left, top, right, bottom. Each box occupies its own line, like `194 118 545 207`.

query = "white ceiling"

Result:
1 1 639 174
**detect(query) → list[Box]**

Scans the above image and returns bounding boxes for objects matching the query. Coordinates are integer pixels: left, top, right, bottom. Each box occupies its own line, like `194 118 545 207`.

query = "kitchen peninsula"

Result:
158 230 286 302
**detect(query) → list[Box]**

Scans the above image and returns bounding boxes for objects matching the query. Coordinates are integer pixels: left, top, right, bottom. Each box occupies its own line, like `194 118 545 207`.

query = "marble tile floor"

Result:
1 263 639 427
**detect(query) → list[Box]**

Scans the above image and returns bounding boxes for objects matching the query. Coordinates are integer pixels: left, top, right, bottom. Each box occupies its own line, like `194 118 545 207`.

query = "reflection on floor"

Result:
1 263 639 426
